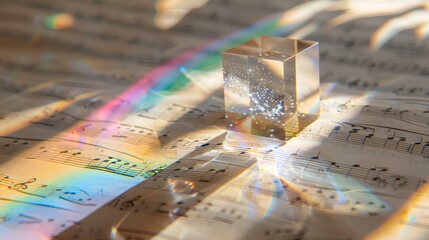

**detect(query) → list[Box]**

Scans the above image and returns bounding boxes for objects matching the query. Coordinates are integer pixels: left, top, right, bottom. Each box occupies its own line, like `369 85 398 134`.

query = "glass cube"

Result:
223 36 320 140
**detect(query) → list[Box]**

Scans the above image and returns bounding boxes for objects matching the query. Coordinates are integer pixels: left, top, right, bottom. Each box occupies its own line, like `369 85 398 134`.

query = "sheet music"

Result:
1 1 429 239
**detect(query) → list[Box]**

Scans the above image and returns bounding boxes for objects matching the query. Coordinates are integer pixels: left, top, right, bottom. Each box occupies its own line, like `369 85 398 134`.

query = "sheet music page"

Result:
1 1 429 240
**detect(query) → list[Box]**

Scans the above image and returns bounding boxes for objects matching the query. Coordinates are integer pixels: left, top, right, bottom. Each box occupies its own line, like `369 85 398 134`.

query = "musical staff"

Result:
2 0 429 239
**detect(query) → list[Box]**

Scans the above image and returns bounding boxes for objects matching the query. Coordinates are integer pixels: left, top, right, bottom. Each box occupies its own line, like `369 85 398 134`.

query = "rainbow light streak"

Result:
261 164 293 219
256 154 390 221
1 7 314 238
70 9 303 138
238 158 313 221
366 181 429 240
45 13 75 30
417 22 429 40
248 163 313 223
244 164 281 219
154 0 209 29
370 10 429 51
0 90 101 136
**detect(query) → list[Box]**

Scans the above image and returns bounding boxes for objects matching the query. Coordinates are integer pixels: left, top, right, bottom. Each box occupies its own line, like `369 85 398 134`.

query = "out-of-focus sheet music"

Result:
1 0 429 239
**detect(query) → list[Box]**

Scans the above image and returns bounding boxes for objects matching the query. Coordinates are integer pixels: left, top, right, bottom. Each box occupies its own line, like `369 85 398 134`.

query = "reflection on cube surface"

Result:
223 36 320 140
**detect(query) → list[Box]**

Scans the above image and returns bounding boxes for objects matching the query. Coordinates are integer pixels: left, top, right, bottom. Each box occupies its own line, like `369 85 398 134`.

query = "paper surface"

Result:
1 1 429 239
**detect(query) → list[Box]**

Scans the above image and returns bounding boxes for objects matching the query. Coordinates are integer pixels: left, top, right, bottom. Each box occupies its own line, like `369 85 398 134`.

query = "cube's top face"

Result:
224 36 318 62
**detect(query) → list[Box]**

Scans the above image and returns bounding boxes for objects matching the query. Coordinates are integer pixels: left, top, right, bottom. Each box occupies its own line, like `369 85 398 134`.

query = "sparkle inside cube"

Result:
223 36 320 140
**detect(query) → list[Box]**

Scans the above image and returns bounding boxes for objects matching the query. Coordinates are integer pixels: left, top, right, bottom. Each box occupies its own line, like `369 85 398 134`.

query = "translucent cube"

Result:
223 36 320 140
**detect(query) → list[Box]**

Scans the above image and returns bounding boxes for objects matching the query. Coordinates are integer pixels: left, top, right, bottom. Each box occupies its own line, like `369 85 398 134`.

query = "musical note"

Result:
2 0 429 239
310 122 429 159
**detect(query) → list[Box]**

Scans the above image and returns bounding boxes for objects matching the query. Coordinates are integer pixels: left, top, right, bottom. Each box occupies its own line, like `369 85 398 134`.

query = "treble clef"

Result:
9 178 37 191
